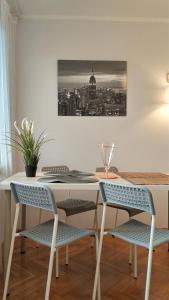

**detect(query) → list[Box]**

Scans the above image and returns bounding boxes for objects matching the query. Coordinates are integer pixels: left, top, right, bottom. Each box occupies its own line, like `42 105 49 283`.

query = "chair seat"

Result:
99 203 142 217
57 198 97 216
109 219 169 249
20 219 95 248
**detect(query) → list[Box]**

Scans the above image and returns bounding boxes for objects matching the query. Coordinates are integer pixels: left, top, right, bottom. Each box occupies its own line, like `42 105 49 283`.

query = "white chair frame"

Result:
92 203 155 300
41 165 99 278
3 182 100 300
3 204 59 300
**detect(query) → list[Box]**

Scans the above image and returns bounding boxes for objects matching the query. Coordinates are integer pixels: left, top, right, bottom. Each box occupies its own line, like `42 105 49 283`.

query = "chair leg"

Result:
95 209 98 237
65 245 69 265
65 216 69 265
65 190 71 265
144 215 155 300
91 208 98 248
91 191 99 248
114 209 119 228
95 234 101 300
36 208 43 248
45 215 58 300
91 211 96 248
55 248 59 278
39 208 42 224
145 247 153 300
3 204 20 300
129 244 133 265
92 204 107 300
20 204 26 254
133 245 138 279
128 217 133 265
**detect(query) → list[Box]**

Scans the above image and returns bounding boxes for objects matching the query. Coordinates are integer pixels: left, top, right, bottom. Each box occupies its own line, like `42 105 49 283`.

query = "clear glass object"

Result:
98 143 115 178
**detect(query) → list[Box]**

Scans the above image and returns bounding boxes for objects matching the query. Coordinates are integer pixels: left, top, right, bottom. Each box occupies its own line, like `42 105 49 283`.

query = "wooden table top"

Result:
119 172 169 185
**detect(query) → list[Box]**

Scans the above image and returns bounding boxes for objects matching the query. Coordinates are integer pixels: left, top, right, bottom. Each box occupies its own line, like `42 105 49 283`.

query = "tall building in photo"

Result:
88 66 96 100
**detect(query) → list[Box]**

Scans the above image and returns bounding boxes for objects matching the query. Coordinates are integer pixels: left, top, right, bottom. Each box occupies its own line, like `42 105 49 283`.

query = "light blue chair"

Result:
41 165 98 277
92 181 169 300
2 182 99 300
96 167 143 266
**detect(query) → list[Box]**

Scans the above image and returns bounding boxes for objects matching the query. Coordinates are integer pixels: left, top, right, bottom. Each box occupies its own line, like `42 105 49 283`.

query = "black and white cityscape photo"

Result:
58 60 127 116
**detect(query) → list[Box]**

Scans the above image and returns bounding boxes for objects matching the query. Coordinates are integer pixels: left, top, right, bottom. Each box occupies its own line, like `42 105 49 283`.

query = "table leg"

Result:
3 190 12 294
20 204 26 254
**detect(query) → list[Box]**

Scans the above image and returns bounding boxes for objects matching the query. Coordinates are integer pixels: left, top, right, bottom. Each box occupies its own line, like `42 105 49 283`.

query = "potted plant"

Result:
6 118 50 177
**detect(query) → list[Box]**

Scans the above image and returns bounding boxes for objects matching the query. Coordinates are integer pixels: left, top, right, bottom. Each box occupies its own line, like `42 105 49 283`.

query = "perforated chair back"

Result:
41 165 69 173
96 166 118 174
99 181 155 215
10 182 57 213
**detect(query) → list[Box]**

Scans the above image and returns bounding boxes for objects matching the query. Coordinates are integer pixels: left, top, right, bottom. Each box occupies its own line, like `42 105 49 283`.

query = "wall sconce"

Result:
167 73 169 83
165 73 169 102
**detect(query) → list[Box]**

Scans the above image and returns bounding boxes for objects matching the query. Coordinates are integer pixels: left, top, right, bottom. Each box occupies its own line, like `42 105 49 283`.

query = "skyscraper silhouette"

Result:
88 66 96 100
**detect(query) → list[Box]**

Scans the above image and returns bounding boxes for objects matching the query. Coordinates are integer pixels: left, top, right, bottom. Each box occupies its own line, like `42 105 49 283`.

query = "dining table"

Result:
1 170 169 286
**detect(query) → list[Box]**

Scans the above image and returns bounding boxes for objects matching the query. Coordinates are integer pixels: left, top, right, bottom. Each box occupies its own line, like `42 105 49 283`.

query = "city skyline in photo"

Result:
58 60 127 117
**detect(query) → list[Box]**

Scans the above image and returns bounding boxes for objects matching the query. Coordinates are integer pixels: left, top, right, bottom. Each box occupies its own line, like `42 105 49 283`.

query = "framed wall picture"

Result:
58 60 127 116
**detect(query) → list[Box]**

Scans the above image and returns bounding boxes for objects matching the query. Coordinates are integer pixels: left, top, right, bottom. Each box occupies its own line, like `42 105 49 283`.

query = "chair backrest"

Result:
11 182 57 213
41 165 69 173
96 166 118 174
99 181 155 215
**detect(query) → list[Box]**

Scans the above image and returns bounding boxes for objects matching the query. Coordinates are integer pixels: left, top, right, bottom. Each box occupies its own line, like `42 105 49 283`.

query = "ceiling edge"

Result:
19 14 169 24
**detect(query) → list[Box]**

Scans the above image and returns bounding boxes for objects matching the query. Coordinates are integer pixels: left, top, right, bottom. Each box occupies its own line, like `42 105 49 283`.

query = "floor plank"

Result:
0 236 169 299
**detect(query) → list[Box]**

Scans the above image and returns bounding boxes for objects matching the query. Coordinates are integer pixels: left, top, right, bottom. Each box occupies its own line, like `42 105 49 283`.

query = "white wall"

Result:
15 18 169 228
